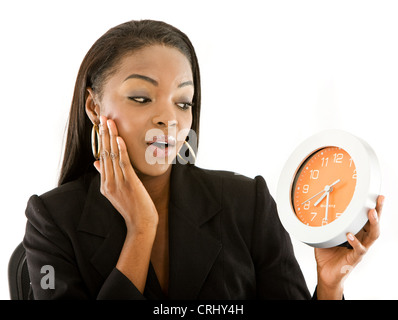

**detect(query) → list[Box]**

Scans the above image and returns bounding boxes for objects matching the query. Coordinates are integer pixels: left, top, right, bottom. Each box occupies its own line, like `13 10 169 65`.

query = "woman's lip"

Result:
147 135 176 146
146 143 176 158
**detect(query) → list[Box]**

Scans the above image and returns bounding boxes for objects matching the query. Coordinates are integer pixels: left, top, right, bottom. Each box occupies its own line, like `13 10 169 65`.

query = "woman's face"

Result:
89 45 194 178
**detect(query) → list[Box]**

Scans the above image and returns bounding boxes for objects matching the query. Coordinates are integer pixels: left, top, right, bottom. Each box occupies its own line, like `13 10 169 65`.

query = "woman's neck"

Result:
135 165 171 213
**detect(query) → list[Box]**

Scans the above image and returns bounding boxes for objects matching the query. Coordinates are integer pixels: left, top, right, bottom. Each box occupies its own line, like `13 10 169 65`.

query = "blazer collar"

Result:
77 172 121 237
169 161 222 226
168 162 223 299
77 162 222 236
77 162 223 299
77 173 126 280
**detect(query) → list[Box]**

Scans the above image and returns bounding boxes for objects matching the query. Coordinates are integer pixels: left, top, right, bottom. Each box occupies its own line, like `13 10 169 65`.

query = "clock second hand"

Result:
301 179 341 206
300 189 325 205
314 179 341 207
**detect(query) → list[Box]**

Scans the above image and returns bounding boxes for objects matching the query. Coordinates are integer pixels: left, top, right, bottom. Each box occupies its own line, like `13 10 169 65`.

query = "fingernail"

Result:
372 209 378 222
347 233 355 241
100 116 104 125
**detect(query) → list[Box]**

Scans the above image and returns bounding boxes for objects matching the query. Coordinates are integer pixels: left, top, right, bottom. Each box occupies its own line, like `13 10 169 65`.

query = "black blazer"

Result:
23 162 312 300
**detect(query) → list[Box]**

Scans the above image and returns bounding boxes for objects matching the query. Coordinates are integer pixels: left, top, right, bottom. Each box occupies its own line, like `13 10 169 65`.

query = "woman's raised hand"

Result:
93 115 159 233
93 115 159 292
314 195 384 299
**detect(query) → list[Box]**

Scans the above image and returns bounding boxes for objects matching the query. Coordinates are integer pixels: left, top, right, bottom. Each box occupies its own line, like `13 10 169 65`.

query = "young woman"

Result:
23 19 384 300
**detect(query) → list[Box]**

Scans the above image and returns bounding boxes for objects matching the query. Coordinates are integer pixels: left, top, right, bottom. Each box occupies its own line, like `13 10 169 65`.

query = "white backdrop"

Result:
1 0 397 299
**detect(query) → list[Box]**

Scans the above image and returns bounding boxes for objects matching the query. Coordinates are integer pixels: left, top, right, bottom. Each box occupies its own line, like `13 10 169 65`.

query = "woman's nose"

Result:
152 102 178 127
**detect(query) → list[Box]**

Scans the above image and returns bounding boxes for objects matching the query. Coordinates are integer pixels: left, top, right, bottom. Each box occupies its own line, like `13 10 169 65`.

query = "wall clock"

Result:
276 130 381 248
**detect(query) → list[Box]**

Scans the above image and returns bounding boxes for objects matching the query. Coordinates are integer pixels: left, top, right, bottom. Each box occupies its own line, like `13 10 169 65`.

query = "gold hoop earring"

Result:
91 123 101 160
177 141 197 164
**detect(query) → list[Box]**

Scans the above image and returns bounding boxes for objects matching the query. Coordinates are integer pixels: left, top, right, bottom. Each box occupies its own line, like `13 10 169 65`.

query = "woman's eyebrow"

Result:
178 80 193 88
123 74 193 88
123 74 158 86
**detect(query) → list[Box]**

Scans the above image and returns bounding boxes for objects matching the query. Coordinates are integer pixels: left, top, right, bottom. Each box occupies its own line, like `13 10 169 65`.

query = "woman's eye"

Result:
176 102 193 110
129 96 151 104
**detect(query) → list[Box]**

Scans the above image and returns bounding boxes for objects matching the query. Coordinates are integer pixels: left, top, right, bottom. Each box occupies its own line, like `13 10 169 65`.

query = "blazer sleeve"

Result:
251 176 313 299
23 195 145 300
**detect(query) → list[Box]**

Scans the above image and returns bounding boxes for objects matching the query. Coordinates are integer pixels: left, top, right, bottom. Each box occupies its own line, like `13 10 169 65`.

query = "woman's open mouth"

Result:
146 135 176 158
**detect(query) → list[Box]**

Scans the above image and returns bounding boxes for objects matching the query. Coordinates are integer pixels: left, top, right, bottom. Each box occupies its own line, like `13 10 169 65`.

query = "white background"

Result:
1 0 397 299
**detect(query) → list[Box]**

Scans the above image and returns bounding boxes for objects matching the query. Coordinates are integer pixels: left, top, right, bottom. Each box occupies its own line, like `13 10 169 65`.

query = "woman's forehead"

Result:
107 45 193 88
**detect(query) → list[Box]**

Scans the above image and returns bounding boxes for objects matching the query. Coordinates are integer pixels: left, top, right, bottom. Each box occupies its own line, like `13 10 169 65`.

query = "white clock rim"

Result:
276 130 381 248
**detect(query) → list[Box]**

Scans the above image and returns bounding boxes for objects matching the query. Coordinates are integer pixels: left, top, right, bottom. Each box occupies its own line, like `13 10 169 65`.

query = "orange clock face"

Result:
292 147 357 227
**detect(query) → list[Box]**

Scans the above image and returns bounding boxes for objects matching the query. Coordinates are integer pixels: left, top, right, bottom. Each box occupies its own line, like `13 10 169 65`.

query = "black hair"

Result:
58 20 201 185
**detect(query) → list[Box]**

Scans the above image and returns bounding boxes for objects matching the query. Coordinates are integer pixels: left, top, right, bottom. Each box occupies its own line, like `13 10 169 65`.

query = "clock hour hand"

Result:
329 179 341 188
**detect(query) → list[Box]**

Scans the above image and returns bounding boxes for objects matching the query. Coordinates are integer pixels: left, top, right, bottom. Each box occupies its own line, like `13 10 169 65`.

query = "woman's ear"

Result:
85 87 100 124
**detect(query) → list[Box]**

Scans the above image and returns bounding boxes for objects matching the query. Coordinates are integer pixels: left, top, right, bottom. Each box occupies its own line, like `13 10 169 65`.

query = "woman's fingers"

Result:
361 195 384 249
99 116 112 182
375 195 385 219
346 232 367 263
346 195 385 264
107 119 124 181
92 116 158 232
96 116 135 184
116 136 137 182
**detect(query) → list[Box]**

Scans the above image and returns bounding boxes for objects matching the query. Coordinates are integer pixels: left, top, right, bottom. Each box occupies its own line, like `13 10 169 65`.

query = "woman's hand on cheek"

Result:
314 195 384 299
94 115 159 234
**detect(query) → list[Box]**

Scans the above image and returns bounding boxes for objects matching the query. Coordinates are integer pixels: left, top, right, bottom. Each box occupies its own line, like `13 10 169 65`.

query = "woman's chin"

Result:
132 158 174 179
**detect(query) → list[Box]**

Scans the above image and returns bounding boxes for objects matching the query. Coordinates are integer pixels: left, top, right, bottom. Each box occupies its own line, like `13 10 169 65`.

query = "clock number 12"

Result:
333 153 343 164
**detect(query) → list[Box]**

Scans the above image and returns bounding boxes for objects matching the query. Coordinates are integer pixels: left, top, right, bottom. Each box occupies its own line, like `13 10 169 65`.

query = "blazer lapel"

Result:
77 173 126 279
168 162 223 299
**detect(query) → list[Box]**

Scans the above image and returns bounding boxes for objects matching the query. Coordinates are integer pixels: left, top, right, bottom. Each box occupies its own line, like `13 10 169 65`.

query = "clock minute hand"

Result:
325 191 330 222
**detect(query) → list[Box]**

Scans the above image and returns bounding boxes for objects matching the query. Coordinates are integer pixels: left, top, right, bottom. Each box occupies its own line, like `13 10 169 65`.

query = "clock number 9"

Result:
302 184 309 194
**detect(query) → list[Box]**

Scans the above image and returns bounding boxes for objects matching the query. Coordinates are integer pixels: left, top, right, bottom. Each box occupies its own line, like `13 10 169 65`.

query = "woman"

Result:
23 19 384 300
